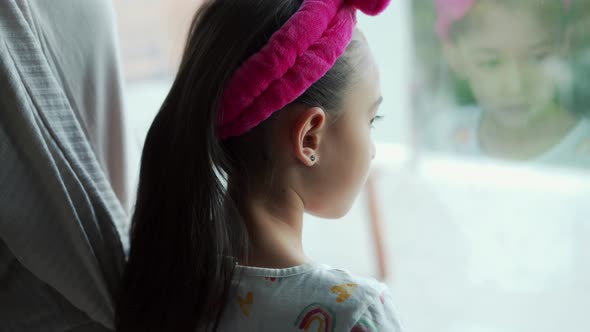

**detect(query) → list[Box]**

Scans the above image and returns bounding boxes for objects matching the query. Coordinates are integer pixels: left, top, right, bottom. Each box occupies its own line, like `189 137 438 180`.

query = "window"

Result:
359 1 590 331
116 1 590 331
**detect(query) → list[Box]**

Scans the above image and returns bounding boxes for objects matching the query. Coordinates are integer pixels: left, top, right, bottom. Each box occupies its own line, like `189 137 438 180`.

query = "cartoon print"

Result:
294 303 335 332
330 283 358 303
237 291 253 317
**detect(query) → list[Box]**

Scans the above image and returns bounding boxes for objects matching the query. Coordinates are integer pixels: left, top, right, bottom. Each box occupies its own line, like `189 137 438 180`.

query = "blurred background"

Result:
113 0 590 331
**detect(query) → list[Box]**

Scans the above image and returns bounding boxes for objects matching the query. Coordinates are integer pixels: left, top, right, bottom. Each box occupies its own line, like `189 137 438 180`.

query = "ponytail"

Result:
115 2 249 330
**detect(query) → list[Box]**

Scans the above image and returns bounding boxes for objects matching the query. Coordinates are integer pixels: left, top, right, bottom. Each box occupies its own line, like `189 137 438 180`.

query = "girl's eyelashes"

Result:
530 51 551 63
370 115 384 128
477 58 501 69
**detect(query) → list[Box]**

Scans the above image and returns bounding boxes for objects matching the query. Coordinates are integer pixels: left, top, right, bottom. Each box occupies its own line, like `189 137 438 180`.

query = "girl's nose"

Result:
503 61 526 94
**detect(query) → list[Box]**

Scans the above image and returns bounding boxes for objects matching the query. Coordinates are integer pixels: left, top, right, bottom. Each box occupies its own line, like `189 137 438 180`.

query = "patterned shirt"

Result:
218 262 404 332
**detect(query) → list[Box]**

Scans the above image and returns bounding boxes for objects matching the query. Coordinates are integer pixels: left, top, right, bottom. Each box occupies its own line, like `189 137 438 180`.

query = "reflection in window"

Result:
414 0 590 170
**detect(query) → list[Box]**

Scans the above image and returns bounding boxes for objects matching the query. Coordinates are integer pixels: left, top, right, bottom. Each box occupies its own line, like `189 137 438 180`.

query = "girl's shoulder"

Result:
223 262 403 331
234 261 390 304
312 263 392 301
539 117 590 168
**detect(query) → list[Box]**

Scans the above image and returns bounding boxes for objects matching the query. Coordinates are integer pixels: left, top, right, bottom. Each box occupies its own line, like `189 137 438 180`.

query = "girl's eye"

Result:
371 115 384 128
530 52 550 63
478 58 501 69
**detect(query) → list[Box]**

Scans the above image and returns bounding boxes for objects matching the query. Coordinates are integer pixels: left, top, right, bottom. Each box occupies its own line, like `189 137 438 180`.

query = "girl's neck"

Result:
478 104 579 160
239 187 308 269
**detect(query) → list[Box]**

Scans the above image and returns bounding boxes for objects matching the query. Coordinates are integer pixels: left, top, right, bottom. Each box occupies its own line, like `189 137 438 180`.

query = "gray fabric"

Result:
0 0 129 330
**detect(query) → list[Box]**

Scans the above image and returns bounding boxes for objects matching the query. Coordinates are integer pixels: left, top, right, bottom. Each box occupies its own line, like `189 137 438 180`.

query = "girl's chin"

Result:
489 109 534 129
306 201 355 220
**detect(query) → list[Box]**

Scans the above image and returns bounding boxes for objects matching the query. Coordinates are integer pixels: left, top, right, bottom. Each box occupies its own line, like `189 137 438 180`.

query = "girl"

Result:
115 0 403 331
430 0 590 168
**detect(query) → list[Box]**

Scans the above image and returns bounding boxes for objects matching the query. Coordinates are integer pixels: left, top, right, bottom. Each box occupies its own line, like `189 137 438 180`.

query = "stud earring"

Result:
310 155 316 162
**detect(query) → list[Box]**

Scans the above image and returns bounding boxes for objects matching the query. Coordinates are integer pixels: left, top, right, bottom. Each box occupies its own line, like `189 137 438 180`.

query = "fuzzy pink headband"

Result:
436 0 572 41
216 0 391 140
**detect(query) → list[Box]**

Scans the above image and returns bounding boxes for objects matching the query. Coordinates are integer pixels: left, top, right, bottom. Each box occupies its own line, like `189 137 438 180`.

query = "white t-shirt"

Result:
218 262 404 332
424 106 590 169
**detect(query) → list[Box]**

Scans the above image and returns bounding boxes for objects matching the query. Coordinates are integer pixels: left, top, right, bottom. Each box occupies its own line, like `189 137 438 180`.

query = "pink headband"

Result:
216 0 391 140
436 0 572 41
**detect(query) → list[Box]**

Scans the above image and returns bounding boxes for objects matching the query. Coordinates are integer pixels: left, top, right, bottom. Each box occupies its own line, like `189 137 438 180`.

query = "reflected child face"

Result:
445 2 570 128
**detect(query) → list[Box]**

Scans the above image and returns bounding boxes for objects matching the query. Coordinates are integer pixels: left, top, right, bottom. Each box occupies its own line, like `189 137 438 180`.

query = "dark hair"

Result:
114 0 362 331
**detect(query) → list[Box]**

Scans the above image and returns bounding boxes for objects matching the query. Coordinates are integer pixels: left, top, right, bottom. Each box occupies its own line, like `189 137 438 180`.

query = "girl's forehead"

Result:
457 3 562 51
340 56 380 117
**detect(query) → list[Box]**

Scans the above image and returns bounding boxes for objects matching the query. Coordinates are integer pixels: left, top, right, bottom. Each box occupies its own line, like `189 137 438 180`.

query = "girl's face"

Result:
306 45 382 218
446 2 569 128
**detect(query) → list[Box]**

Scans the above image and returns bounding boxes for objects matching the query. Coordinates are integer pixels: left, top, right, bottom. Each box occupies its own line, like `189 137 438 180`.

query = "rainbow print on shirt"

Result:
294 303 336 332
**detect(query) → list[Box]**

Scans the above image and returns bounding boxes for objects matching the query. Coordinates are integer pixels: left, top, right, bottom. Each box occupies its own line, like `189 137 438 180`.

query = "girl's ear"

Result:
291 107 326 166
443 42 468 79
